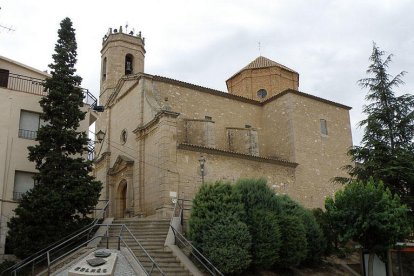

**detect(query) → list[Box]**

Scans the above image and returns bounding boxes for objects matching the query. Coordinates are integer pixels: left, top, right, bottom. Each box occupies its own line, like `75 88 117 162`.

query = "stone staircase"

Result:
98 218 192 276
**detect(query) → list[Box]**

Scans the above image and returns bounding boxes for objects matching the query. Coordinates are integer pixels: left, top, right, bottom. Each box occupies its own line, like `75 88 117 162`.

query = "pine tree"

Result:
7 18 102 258
338 43 414 210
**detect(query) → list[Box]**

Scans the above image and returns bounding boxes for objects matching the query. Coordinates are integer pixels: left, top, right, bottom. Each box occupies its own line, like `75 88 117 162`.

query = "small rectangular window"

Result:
320 119 328 135
18 110 45 140
0 69 9 88
13 171 36 201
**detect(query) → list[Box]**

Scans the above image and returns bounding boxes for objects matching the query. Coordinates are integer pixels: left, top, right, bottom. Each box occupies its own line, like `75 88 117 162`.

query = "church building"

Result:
93 27 353 218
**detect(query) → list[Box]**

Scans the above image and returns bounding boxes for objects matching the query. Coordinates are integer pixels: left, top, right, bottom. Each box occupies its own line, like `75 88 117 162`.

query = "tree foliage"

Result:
278 195 326 264
338 43 414 210
276 214 308 268
189 181 251 274
235 179 281 268
325 179 411 275
7 18 102 258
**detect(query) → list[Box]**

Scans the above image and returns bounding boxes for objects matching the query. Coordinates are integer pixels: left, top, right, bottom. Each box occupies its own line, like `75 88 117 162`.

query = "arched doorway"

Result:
116 180 127 218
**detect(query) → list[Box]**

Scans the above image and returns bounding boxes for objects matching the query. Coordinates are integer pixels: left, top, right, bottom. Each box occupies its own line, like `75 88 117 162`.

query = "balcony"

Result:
0 72 97 108
13 191 24 201
18 129 37 140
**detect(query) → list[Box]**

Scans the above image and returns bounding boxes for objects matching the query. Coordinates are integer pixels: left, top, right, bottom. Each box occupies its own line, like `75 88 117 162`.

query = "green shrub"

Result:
276 214 308 267
189 181 245 246
202 216 252 274
300 209 326 263
189 181 251 274
277 195 326 264
249 208 281 268
313 208 339 255
234 179 281 268
235 178 281 213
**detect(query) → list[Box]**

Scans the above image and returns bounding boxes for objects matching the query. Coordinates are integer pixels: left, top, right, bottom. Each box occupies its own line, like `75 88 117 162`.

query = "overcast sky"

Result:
1 0 414 145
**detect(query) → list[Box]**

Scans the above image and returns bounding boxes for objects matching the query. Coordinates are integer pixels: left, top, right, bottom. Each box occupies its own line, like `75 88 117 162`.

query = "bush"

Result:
276 214 308 267
235 178 280 213
300 209 326 263
235 179 281 268
202 216 252 274
249 208 281 268
277 195 325 264
313 208 339 255
189 181 251 274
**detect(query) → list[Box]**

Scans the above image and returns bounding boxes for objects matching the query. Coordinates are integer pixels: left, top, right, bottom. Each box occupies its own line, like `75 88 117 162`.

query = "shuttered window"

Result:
18 110 45 140
13 171 36 200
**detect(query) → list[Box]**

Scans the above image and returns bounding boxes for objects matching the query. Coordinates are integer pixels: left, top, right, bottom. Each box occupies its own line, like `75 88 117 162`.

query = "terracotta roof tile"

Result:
227 56 298 81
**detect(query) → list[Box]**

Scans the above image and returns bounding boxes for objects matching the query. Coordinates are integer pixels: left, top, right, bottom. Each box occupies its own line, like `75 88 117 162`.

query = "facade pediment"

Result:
106 74 142 107
108 155 134 176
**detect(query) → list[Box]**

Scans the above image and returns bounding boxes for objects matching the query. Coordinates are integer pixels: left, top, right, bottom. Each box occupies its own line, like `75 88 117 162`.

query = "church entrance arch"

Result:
116 180 127 218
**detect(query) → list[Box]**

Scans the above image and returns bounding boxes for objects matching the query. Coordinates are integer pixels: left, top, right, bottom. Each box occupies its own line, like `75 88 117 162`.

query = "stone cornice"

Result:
177 143 298 168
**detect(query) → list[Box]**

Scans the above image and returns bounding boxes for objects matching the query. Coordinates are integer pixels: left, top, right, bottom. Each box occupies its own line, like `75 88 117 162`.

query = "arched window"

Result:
102 57 107 80
125 54 133 75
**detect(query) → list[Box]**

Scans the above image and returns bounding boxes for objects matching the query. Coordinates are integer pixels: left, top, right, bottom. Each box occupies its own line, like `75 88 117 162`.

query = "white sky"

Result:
1 0 414 145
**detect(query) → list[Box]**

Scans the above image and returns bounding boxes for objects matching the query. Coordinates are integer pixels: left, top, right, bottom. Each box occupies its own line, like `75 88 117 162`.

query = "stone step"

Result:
98 219 191 276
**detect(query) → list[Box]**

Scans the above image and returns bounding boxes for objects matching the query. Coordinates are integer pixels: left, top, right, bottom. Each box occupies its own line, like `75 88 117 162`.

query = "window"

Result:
257 89 267 99
102 57 107 81
320 119 328 135
13 171 36 201
120 129 128 144
125 54 133 75
18 110 45 140
0 69 9 88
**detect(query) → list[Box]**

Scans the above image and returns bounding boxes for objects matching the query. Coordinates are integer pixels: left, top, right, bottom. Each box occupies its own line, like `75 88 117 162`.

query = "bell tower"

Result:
100 26 146 106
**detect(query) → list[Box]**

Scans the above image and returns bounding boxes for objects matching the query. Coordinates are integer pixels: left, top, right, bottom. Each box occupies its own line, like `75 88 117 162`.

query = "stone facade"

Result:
94 28 352 219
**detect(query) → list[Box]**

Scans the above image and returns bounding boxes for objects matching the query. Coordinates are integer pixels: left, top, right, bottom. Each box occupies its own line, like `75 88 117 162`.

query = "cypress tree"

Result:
7 18 102 258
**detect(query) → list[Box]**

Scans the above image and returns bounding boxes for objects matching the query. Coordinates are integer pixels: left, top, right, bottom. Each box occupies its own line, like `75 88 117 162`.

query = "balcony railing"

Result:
18 128 38 140
2 73 97 108
13 191 25 201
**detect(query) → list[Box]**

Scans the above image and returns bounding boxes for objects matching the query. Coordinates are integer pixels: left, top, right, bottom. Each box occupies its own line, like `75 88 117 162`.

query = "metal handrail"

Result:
43 223 164 276
169 199 223 276
2 200 109 275
3 72 97 108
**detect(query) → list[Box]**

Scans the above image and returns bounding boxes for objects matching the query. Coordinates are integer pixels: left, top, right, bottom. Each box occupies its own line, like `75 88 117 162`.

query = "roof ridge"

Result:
227 56 297 81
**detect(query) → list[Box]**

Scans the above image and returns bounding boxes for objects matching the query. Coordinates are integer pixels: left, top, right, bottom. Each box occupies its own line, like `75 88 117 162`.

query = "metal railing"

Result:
169 199 223 276
87 141 95 161
1 200 109 276
97 224 165 275
3 73 97 108
18 129 37 140
5 73 45 96
12 192 24 201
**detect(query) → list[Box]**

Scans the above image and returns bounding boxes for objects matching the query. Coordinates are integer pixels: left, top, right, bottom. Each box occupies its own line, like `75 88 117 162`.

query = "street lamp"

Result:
96 130 106 143
198 156 206 184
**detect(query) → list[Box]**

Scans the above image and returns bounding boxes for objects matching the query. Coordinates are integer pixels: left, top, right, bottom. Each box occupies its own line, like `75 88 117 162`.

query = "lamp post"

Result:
96 130 105 143
198 156 206 185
